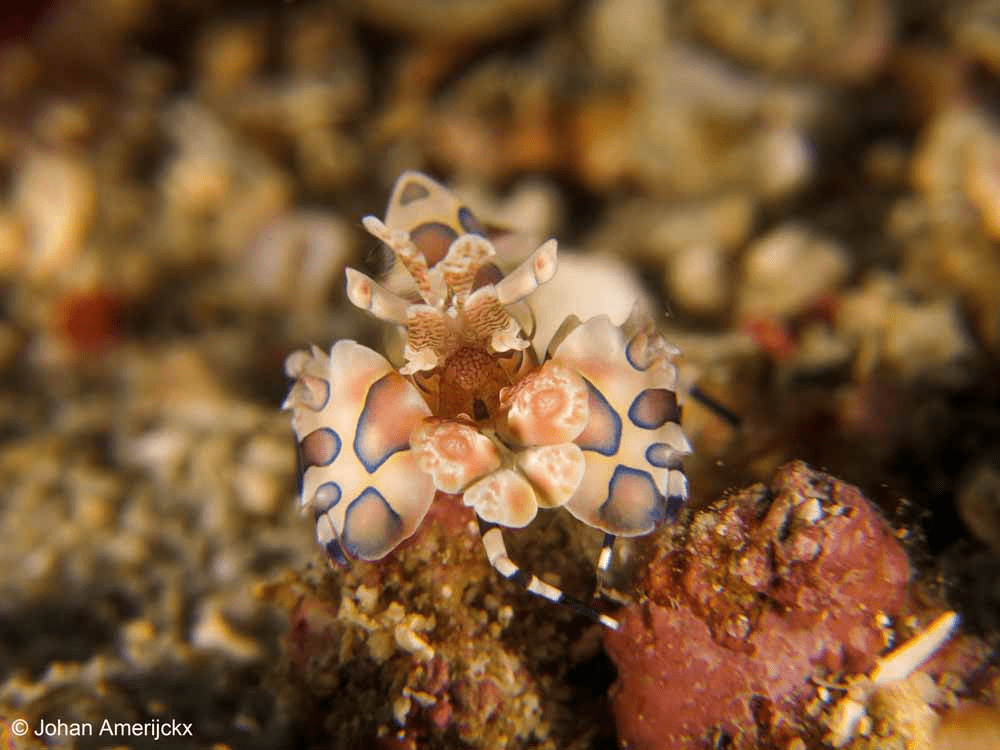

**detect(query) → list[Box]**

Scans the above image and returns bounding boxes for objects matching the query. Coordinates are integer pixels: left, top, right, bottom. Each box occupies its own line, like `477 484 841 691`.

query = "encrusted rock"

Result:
269 494 580 749
605 461 911 749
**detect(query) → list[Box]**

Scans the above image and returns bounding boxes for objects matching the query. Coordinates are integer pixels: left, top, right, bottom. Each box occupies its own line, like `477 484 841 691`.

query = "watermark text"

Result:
9 717 193 741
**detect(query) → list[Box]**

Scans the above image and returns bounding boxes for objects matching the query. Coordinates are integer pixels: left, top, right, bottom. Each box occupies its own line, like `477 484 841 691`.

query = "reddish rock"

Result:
605 461 911 749
56 288 125 355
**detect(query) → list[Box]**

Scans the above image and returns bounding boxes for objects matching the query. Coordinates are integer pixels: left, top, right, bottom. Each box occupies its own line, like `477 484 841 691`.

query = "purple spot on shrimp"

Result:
354 373 424 473
341 488 404 561
315 511 350 566
471 262 504 291
664 493 686 522
646 443 681 469
574 381 622 456
599 465 664 531
398 179 430 205
323 536 350 566
458 206 486 236
625 335 649 371
665 468 688 510
300 427 341 468
628 388 679 430
411 222 458 267
313 481 342 513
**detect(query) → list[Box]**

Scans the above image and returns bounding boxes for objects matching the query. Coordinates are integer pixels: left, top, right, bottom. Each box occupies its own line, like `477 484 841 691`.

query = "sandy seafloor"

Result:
1 1 999 748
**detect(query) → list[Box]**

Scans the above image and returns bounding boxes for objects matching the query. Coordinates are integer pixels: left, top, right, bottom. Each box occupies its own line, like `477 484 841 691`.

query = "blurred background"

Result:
1 0 998 747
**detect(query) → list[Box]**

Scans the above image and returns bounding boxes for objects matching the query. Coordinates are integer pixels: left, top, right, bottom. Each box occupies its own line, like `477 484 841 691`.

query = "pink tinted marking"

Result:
411 223 458 267
398 179 430 204
354 373 429 473
574 382 622 456
411 419 501 493
328 341 394 404
645 442 680 469
464 469 538 528
313 481 342 512
601 465 662 534
504 361 589 446
517 444 585 508
628 388 679 430
340 488 404 561
300 427 341 468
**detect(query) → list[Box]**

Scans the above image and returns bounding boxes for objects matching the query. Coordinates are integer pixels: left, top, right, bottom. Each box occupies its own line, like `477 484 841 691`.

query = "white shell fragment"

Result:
870 611 960 685
823 611 961 747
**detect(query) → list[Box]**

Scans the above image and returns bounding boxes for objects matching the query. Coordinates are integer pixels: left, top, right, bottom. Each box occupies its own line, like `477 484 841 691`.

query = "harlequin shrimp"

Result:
283 172 694 629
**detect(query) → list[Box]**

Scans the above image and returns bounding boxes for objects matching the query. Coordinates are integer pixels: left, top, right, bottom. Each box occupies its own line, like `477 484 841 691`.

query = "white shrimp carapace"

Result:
282 172 691 627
